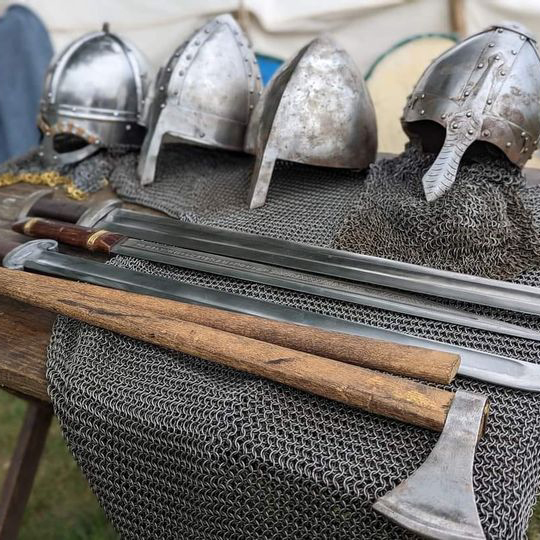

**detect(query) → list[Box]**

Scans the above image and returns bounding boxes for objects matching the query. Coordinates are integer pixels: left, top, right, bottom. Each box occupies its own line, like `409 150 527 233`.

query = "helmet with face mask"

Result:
402 22 540 202
38 23 150 166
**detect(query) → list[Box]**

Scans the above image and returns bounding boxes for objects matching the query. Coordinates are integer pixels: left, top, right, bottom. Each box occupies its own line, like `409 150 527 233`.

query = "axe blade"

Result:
373 391 488 540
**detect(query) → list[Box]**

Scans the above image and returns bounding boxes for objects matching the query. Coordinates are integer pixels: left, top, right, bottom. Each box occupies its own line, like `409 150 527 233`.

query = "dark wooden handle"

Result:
0 267 469 432
13 218 124 254
0 240 21 260
29 198 87 223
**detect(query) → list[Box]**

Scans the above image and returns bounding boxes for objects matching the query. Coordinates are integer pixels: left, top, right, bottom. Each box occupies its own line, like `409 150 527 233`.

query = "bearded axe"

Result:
0 265 489 539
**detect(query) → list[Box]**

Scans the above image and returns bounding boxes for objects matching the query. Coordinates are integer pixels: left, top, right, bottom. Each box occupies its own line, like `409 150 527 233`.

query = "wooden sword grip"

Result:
13 218 124 254
0 268 468 432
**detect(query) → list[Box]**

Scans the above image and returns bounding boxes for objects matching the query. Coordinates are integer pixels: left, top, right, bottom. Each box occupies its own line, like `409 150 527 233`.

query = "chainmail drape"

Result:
39 142 540 539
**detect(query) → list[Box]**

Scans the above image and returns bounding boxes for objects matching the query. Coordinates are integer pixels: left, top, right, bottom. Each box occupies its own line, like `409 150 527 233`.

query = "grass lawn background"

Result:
1 390 539 539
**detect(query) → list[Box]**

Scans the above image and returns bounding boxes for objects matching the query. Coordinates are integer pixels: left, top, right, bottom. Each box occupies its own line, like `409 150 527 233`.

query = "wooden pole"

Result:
0 268 462 431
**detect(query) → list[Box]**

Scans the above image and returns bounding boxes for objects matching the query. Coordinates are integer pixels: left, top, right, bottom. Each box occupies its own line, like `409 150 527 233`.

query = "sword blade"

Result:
10 241 540 392
113 237 540 342
99 209 540 316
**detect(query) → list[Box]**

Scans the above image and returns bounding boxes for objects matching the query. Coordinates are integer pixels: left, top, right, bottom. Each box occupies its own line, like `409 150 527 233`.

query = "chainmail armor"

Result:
39 143 540 539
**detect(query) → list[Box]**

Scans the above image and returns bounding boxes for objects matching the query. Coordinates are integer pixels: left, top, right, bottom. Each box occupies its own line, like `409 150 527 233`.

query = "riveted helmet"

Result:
245 36 377 209
402 22 540 201
138 14 262 185
39 23 150 166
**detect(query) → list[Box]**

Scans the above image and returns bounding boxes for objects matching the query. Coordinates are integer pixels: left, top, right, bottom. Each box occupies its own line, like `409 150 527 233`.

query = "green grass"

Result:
0 392 116 540
1 390 539 539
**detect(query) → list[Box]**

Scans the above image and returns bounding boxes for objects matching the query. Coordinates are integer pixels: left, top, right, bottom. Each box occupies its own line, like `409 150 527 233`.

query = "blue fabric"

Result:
0 4 53 163
255 53 283 86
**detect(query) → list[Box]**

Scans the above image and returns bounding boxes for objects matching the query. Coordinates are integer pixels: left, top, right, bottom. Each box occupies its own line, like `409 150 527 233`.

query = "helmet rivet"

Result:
487 98 493 104
186 55 192 60
204 28 209 33
72 107 76 112
249 89 254 94
521 131 527 137
159 86 165 91
166 67 172 73
420 93 425 99
512 49 518 55
464 91 470 97
96 139 101 144
179 70 184 76
38 151 44 157
199 132 205 138
468 129 474 135
495 55 500 60
520 35 526 40
53 155 58 160
441 113 447 119
113 111 118 117
452 122 458 129
477 63 484 68
160 103 165 109
420 109 425 115
500 70 506 76
249 104 254 110
125 124 131 131
482 130 490 137
488 42 494 47
47 92 52 98
506 141 512 147
244 58 249 63
466 111 472 117
194 40 200 46
497 28 503 33
256 75 261 80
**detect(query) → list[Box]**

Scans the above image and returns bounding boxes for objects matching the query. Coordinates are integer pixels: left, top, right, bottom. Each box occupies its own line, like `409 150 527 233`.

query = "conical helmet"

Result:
138 14 262 185
39 23 150 166
402 22 540 202
245 36 377 209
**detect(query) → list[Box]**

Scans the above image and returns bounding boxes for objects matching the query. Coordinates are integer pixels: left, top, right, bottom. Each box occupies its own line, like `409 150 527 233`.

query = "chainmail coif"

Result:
335 144 540 279
41 143 540 539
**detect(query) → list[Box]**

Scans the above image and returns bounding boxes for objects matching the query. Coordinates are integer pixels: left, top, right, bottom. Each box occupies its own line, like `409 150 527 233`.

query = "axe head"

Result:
373 391 488 540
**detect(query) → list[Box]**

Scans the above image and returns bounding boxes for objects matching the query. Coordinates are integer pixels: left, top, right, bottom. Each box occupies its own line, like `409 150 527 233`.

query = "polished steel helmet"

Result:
245 36 377 209
138 14 261 185
39 23 150 166
402 22 540 202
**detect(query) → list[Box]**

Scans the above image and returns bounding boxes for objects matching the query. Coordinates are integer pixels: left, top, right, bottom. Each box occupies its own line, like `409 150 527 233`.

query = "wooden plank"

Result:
0 296 52 402
0 400 53 540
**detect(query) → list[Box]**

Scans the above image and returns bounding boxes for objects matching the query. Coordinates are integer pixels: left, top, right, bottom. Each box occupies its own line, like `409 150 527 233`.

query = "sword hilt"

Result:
12 218 125 255
29 197 87 223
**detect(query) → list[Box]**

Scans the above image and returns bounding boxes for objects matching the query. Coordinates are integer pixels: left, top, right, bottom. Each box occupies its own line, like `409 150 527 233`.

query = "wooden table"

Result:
0 183 113 539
